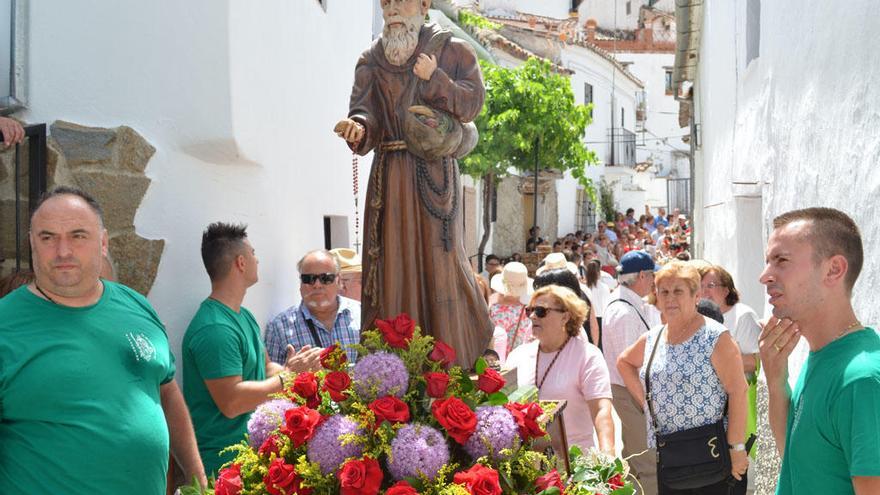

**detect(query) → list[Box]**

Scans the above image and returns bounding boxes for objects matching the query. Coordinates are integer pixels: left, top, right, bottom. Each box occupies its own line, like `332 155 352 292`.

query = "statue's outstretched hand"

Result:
334 118 365 145
413 54 437 81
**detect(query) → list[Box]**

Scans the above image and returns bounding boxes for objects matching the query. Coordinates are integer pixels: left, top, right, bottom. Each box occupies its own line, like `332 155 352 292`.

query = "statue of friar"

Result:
334 0 492 367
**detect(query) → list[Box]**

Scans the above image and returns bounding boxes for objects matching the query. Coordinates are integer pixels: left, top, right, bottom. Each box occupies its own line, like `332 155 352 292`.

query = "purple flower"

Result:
247 398 297 449
351 351 409 400
464 406 519 460
306 415 365 474
388 423 450 481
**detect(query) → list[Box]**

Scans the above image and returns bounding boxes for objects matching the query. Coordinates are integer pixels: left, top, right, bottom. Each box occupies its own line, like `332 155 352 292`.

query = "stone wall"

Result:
0 120 163 295
492 173 559 257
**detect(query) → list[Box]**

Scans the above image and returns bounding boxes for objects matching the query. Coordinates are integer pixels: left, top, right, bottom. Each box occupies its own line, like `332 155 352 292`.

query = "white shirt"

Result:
722 302 761 355
601 285 660 386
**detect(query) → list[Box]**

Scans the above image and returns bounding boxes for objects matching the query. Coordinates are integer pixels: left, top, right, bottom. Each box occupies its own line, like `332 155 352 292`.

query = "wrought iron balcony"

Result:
608 128 636 168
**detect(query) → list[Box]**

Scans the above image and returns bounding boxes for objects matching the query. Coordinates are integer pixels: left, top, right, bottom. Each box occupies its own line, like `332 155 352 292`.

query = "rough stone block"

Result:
72 170 150 230
51 121 116 169
117 126 155 173
0 199 30 262
109 231 164 296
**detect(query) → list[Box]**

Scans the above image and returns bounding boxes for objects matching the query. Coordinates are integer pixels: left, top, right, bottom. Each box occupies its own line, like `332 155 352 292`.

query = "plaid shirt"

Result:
264 296 360 364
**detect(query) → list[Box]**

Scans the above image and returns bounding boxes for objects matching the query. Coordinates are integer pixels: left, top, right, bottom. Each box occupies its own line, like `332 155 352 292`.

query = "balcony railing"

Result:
608 128 636 168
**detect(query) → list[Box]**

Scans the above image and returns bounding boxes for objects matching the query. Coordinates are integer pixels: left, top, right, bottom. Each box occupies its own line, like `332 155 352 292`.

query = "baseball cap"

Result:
618 250 659 275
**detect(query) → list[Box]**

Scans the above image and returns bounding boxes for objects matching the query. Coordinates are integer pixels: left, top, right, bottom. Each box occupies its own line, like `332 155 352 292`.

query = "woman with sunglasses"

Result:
505 285 615 454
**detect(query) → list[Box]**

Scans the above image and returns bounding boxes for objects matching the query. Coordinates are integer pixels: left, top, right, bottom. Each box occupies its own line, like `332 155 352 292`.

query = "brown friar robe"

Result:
347 23 493 368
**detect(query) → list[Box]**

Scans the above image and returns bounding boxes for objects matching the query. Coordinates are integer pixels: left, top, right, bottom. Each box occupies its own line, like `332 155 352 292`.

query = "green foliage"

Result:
458 10 501 31
599 181 616 222
461 57 598 191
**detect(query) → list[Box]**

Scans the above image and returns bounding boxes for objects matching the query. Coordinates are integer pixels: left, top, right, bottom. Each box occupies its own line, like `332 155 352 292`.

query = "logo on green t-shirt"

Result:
126 332 157 362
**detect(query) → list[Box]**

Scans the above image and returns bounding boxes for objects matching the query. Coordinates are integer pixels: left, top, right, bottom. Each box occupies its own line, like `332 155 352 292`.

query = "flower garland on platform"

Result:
199 314 634 495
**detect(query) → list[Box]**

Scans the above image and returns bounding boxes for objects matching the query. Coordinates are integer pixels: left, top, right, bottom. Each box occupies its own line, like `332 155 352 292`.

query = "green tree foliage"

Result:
461 57 598 191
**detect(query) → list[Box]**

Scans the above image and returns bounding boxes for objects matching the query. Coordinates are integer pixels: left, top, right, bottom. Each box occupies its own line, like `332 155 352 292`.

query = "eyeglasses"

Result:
525 305 566 318
702 282 720 290
300 273 338 285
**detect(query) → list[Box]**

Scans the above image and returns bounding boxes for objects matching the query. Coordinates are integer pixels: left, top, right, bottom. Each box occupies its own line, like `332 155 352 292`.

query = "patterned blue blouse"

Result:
640 318 728 448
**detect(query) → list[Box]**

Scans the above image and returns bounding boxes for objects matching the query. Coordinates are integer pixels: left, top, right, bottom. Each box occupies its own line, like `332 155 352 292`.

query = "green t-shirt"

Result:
182 298 266 475
0 282 176 495
776 328 880 494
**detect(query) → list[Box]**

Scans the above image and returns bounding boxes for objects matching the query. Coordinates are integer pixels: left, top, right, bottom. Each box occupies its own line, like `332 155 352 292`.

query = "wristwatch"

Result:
730 443 746 452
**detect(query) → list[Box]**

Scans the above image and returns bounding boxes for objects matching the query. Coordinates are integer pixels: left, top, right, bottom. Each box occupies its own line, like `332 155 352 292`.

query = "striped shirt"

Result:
264 296 360 364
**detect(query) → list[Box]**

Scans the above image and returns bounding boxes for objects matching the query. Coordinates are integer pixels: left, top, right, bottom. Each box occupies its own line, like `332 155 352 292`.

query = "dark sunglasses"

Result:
300 273 338 285
525 305 566 318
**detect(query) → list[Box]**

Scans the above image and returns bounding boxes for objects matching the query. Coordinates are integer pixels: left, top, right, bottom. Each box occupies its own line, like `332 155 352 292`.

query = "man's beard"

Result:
382 14 423 66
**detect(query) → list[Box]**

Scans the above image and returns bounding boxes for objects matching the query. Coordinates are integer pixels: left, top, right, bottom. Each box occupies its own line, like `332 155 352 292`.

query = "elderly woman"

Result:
699 264 762 374
618 262 749 495
533 268 601 346
488 262 533 360
505 285 615 454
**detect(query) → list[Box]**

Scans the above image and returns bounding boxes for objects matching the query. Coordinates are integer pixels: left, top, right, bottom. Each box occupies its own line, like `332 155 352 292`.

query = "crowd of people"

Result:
1 187 878 495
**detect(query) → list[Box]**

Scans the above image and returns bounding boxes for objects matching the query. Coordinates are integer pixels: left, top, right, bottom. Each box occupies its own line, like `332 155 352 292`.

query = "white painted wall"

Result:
511 0 572 19
578 0 640 31
615 52 688 176
694 0 880 324
20 0 374 368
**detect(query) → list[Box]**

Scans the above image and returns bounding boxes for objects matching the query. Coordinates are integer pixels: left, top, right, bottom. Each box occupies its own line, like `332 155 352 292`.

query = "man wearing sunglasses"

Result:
182 223 322 476
265 250 361 365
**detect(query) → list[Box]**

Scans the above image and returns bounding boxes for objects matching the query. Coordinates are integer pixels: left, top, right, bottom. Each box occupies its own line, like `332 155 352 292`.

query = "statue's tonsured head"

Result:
381 0 429 66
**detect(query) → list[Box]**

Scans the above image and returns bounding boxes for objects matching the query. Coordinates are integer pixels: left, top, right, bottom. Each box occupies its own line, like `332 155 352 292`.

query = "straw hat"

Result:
490 262 534 305
535 252 579 276
329 248 361 273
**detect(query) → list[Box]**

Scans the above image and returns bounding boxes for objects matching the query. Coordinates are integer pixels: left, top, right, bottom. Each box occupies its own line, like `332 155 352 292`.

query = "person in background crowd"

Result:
655 207 669 228
602 250 661 494
759 207 880 494
488 262 533 361
330 248 363 302
618 261 749 494
506 285 615 454
699 265 761 374
183 223 319 475
264 250 361 363
598 220 618 243
625 208 636 226
480 253 502 284
552 240 563 253
0 186 206 493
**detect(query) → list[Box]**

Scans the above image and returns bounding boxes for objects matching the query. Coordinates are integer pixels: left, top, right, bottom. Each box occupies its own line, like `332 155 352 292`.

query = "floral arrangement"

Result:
202 314 634 495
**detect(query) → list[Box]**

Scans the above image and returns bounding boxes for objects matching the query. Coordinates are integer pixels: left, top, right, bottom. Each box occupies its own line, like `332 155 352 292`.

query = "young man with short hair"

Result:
760 207 880 494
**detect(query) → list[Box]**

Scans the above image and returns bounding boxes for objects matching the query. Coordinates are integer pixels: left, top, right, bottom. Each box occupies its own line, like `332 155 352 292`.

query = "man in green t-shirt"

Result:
0 187 205 494
183 222 322 475
759 207 880 495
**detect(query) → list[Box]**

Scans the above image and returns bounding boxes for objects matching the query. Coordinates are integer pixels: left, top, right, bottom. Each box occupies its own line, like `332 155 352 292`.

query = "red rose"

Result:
376 313 415 349
429 340 456 368
280 406 323 447
453 463 502 495
608 473 624 489
431 396 477 444
477 368 505 394
263 458 311 495
292 372 320 408
320 344 347 369
504 402 546 441
214 463 242 495
385 480 420 495
337 457 383 495
424 372 450 399
368 396 410 427
535 469 565 492
258 435 281 457
322 370 352 402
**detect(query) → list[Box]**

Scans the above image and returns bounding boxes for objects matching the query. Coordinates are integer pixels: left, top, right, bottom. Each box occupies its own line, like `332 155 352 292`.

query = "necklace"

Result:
535 336 570 390
835 321 863 340
33 284 57 304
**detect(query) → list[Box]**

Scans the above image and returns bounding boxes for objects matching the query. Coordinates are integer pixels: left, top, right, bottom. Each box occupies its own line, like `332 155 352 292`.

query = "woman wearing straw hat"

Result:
489 262 534 361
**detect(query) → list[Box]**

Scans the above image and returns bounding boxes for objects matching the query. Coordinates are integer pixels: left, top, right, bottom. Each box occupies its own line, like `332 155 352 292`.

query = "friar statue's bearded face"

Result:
381 0 428 66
